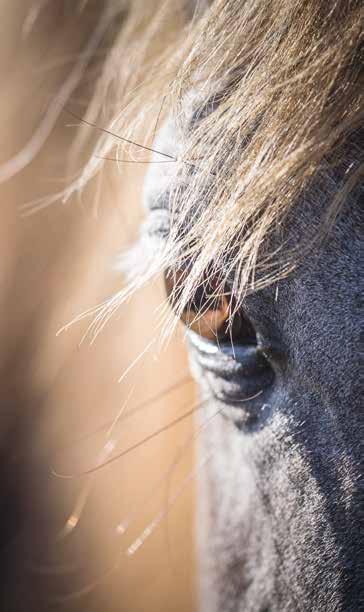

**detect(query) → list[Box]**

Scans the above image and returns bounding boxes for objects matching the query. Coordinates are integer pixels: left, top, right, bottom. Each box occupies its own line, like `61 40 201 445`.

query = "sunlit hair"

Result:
11 1 364 328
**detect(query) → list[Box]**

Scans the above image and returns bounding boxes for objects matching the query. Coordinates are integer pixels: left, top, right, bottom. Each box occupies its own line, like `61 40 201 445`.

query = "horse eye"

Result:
164 269 257 345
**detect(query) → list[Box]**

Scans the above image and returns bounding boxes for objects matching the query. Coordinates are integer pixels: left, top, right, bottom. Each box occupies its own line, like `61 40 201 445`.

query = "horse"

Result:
139 1 364 610
0 1 362 611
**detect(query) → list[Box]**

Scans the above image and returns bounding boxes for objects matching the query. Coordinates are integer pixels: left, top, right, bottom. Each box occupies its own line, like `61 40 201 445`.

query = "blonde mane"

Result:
16 1 364 325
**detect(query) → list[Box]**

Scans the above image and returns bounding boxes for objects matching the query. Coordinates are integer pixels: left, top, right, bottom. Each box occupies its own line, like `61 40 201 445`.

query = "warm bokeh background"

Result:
0 3 196 611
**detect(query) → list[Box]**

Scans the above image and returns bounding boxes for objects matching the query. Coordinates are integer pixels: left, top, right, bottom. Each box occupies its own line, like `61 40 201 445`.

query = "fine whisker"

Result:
52 399 204 479
55 387 136 540
64 108 177 161
96 155 177 164
54 374 193 456
117 338 155 384
49 452 211 604
126 452 211 557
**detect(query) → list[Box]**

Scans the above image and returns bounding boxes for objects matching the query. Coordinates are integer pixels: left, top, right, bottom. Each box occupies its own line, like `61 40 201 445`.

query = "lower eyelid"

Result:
189 332 274 376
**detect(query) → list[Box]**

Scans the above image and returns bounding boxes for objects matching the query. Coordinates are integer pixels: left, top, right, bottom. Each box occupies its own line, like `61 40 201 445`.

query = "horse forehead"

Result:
247 206 362 418
280 204 361 353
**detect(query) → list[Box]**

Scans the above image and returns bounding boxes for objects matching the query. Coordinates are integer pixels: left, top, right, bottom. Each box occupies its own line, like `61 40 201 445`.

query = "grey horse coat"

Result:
144 111 363 612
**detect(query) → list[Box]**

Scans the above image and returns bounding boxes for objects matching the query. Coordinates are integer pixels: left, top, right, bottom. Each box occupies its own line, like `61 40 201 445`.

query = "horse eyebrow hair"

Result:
95 155 177 164
95 154 206 178
65 108 208 176
64 107 177 161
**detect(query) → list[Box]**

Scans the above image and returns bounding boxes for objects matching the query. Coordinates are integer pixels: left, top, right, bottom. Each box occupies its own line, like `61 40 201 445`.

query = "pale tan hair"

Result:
12 0 364 328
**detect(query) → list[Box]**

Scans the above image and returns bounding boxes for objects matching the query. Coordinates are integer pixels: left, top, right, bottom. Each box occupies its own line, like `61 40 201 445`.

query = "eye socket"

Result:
164 268 257 345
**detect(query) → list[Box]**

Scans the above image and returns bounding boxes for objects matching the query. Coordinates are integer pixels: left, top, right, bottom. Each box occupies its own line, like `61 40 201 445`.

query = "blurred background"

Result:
0 2 196 611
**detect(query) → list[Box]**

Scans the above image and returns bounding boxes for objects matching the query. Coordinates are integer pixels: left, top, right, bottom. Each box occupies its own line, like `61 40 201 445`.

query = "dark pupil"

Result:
164 269 256 345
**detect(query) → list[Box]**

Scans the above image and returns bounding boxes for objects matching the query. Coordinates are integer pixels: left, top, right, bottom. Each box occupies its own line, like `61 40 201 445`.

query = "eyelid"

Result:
164 268 256 344
180 296 230 340
164 268 231 334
